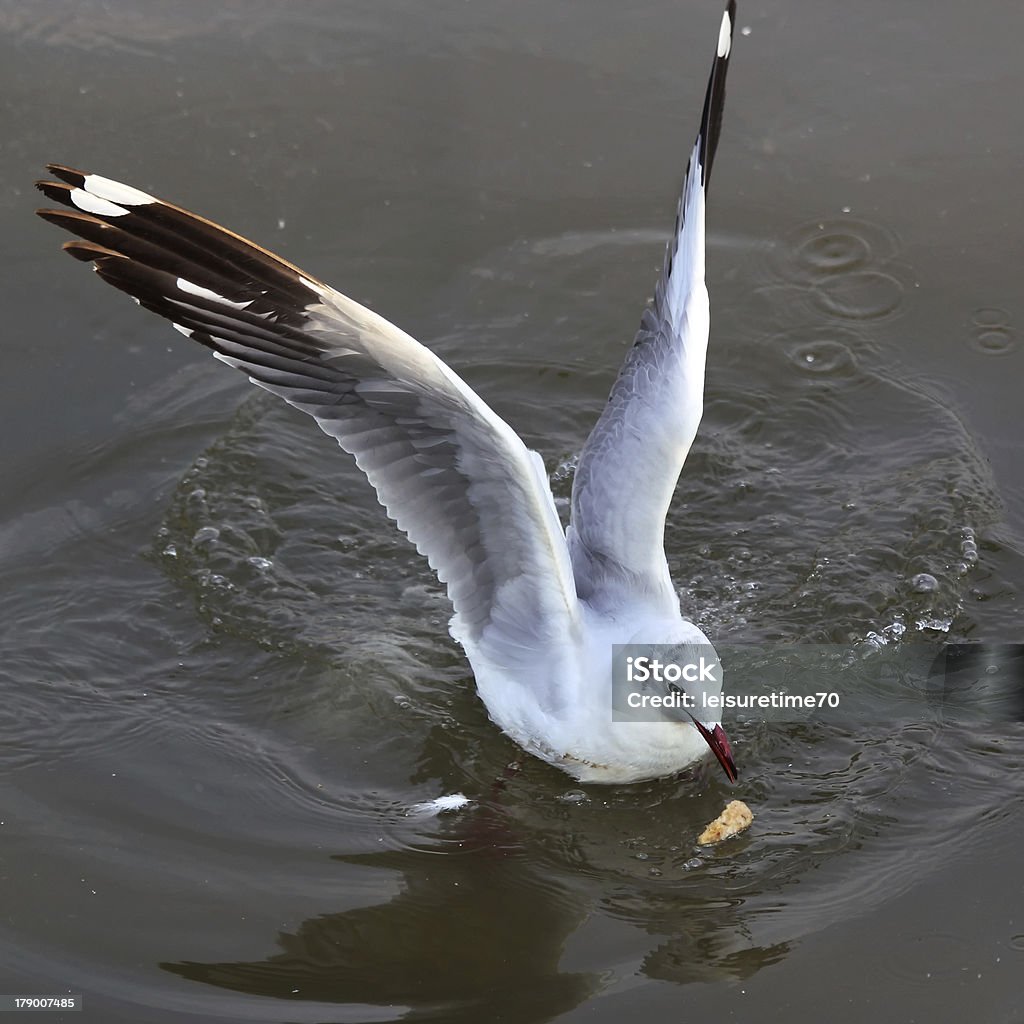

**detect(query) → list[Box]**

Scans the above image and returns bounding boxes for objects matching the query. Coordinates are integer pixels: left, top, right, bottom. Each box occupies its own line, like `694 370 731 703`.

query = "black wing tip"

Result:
698 0 737 190
34 179 75 206
61 239 125 263
35 205 87 227
44 163 88 187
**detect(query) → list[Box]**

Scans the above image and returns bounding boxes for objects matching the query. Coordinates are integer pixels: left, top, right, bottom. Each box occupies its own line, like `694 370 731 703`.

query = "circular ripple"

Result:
969 326 1016 356
813 270 905 321
971 307 1009 328
787 338 858 376
762 324 874 382
796 231 870 273
774 217 901 285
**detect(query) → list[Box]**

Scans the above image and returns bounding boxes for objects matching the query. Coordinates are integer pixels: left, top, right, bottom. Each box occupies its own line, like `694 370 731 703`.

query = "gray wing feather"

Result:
34 167 580 649
245 291 581 645
568 5 733 614
569 142 709 614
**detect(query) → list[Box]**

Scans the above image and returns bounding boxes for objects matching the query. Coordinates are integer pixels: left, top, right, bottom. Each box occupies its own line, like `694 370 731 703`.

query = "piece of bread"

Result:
698 799 753 845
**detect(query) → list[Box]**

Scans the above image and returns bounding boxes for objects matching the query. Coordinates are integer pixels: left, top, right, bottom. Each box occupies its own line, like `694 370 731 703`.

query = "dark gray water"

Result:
3 1 1023 1021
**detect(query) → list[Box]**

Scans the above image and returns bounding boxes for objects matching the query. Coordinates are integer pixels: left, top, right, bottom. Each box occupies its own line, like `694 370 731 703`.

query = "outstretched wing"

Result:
567 1 735 614
36 166 579 649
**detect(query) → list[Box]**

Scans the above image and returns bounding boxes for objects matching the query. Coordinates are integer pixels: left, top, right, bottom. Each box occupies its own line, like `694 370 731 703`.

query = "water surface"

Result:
2 1 1022 1021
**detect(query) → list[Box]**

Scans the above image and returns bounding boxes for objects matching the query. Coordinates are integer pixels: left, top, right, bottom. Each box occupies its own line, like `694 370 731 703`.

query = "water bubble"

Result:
911 573 939 593
558 789 588 804
192 526 220 545
186 487 208 513
247 556 273 571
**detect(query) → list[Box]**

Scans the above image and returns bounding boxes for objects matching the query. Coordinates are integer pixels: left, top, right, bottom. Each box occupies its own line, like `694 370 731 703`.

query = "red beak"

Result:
686 712 738 782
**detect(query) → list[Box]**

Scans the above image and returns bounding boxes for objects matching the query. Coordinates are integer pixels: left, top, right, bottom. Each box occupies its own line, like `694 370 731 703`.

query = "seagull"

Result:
36 2 738 785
